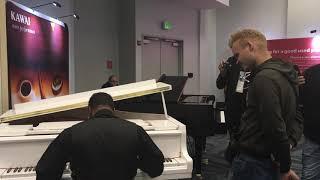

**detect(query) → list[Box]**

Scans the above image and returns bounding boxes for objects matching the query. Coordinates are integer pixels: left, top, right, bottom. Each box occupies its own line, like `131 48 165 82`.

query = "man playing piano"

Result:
36 92 164 180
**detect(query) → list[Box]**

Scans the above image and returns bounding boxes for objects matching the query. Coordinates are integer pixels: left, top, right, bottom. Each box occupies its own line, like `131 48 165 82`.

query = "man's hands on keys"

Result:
281 169 300 180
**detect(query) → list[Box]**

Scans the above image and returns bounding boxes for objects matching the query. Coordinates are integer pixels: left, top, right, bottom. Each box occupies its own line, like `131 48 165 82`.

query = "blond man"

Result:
229 29 303 180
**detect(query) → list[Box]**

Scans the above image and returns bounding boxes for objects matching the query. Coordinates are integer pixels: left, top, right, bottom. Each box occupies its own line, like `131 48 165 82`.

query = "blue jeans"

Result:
231 154 280 180
302 137 320 180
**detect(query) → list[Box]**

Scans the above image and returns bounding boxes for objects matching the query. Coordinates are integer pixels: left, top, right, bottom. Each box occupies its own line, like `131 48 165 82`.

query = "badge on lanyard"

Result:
236 71 245 93
236 71 251 94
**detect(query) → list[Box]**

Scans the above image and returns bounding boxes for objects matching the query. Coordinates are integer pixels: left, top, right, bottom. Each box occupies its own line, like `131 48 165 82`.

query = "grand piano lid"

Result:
0 80 172 123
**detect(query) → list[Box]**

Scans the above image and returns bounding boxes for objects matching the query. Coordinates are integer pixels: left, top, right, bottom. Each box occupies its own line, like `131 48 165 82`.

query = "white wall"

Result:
74 0 119 92
199 9 217 95
287 0 320 38
135 0 200 94
214 0 288 101
118 0 136 84
13 0 76 93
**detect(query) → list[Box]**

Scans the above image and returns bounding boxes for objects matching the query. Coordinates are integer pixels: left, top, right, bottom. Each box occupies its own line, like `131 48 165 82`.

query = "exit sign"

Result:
162 21 173 30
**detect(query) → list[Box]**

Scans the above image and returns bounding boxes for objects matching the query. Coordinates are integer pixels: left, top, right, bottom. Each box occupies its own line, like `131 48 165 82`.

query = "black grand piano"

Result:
118 75 217 175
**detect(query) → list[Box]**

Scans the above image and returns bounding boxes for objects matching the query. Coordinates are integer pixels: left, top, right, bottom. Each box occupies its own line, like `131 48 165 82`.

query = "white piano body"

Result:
0 80 193 180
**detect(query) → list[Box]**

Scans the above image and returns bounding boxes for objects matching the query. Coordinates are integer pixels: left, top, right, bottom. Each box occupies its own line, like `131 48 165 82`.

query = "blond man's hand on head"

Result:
218 60 226 72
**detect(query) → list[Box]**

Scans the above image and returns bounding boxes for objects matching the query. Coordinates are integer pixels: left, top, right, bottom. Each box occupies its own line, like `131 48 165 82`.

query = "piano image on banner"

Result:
9 67 42 104
0 80 193 179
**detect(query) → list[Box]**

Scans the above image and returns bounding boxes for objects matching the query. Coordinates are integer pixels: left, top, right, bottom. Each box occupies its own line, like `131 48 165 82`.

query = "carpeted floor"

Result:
197 134 304 180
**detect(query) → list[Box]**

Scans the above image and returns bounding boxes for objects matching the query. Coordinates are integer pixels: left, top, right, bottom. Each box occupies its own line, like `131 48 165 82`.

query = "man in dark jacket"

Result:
36 93 164 180
229 29 303 180
216 56 251 139
301 64 320 180
216 55 252 163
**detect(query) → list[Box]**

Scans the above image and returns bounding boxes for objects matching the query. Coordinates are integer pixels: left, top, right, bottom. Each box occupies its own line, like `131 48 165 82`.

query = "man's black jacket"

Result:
36 109 164 180
216 56 249 133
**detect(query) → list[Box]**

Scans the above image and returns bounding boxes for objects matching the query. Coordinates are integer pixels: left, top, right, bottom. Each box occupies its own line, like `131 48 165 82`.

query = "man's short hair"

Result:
89 92 114 110
228 29 267 50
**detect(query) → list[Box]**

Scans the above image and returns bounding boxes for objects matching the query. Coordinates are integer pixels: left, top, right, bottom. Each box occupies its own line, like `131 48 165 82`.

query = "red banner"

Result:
268 37 320 72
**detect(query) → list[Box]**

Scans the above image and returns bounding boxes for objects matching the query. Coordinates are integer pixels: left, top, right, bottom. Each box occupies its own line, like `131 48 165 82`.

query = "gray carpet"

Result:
199 134 304 180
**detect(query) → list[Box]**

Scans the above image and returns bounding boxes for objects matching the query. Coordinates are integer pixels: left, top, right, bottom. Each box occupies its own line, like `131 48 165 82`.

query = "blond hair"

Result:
228 29 267 50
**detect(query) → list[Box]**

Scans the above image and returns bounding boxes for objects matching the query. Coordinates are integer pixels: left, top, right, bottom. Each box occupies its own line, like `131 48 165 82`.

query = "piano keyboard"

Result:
135 157 187 177
163 157 187 167
1 167 36 178
0 166 71 179
0 158 186 179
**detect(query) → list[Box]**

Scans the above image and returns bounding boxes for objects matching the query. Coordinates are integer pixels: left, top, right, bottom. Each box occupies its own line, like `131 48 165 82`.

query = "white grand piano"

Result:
0 80 193 180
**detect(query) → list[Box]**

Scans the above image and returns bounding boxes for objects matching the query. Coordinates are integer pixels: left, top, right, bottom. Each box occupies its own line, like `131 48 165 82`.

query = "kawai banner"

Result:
268 37 320 72
6 1 69 107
